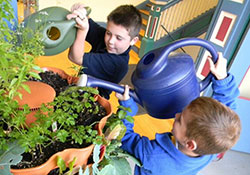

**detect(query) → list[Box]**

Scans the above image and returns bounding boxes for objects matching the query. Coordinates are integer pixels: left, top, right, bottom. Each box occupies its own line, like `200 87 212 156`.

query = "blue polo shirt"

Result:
82 19 130 99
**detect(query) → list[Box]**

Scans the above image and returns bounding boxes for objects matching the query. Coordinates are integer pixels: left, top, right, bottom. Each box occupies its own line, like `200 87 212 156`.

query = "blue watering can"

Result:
78 38 217 119
23 6 91 56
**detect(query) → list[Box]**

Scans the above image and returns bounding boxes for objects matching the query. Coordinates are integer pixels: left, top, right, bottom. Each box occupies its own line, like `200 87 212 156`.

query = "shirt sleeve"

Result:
86 18 106 51
83 52 128 83
119 98 149 162
211 73 240 110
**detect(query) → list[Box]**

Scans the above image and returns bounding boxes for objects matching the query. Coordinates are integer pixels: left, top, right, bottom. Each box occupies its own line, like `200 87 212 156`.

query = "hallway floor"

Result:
199 149 250 175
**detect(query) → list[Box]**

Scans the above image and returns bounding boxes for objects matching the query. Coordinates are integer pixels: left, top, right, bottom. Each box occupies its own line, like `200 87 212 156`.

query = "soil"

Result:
29 71 70 96
11 71 107 175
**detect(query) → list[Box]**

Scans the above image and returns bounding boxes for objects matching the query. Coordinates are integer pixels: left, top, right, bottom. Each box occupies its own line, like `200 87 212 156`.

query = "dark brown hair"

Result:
107 5 142 38
185 97 241 155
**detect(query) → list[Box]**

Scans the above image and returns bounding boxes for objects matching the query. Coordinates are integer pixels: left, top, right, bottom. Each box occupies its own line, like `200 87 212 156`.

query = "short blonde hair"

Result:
186 97 241 155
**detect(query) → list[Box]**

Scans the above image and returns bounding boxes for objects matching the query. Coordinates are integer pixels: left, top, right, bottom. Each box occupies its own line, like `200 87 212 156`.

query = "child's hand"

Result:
115 85 130 101
66 3 89 31
208 52 228 80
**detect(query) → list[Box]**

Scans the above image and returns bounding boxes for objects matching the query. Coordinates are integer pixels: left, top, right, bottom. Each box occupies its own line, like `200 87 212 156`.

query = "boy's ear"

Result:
130 36 139 46
186 140 197 151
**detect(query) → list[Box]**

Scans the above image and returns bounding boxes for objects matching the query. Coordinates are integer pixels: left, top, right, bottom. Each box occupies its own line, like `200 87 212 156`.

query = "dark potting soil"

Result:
29 71 70 96
11 71 107 173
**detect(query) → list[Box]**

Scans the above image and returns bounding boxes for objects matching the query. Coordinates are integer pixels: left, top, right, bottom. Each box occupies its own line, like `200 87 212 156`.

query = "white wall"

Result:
39 0 144 22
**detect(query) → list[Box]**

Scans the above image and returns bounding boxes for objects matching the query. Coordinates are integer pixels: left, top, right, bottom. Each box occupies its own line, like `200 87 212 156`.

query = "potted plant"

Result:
58 106 142 175
0 0 46 174
0 61 112 175
9 85 112 175
0 1 111 174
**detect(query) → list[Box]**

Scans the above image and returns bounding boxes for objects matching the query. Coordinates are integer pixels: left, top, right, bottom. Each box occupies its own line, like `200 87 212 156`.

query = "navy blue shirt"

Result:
82 19 130 99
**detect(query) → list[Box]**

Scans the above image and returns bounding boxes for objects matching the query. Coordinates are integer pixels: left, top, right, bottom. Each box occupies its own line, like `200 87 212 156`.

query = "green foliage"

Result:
0 141 25 175
0 1 104 171
77 106 140 175
0 1 112 174
0 0 15 40
57 156 77 175
98 106 141 175
57 156 67 174
0 0 44 156
49 86 102 145
0 85 108 173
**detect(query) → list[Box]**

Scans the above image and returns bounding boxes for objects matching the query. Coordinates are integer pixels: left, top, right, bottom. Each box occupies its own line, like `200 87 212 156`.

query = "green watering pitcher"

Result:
23 6 91 56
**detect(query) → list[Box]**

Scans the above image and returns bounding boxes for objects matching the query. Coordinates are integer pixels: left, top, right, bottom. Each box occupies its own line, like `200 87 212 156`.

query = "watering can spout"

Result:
77 74 143 106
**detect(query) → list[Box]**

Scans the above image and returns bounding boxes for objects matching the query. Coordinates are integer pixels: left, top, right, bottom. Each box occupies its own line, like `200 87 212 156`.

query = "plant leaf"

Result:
21 83 31 94
68 157 77 174
57 156 67 174
0 141 25 166
98 164 116 175
117 152 142 167
103 158 132 175
93 144 101 163
0 141 25 175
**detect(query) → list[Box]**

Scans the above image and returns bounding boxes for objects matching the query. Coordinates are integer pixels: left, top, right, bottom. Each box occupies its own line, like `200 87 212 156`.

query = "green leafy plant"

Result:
47 86 103 146
57 156 77 175
0 1 45 174
0 0 44 150
0 141 25 175
1 1 106 173
67 107 141 175
8 86 104 152
1 2 139 175
96 107 142 175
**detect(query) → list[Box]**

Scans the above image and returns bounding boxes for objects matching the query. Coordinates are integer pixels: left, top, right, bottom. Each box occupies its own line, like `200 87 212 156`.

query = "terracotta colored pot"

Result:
14 81 56 127
10 95 112 175
41 67 79 84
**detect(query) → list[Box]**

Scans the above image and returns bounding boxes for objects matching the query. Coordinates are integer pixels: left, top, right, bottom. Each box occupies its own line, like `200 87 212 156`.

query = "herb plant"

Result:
0 0 44 173
65 106 141 175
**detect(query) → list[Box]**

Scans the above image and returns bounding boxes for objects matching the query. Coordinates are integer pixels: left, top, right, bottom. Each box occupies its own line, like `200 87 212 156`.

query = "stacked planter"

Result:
11 67 112 175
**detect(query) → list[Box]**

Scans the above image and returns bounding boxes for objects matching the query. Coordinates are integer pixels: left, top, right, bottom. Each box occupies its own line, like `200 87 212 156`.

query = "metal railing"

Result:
155 0 218 41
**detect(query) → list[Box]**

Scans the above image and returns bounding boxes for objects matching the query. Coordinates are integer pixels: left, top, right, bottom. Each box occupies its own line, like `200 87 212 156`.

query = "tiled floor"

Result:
199 150 250 175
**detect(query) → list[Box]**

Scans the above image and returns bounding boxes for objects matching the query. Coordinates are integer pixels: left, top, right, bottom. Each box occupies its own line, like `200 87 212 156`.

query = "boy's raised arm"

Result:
209 52 240 110
67 3 89 66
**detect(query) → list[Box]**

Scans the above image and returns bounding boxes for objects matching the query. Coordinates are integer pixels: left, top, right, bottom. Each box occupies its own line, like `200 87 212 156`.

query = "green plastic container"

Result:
23 6 91 56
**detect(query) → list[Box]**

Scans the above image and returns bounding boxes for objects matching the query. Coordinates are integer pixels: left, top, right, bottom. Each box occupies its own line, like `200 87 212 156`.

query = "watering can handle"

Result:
43 7 91 48
139 38 218 91
77 74 143 105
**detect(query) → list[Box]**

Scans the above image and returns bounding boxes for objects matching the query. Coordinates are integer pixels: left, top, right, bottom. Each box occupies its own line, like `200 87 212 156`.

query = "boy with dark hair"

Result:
67 3 142 99
115 52 241 175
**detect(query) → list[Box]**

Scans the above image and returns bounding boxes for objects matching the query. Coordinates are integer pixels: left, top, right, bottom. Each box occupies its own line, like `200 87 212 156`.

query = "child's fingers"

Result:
207 57 215 73
115 84 124 98
71 3 86 12
209 52 228 80
71 9 86 20
66 13 77 20
216 52 227 67
115 84 130 101
124 85 130 99
124 85 129 94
